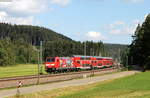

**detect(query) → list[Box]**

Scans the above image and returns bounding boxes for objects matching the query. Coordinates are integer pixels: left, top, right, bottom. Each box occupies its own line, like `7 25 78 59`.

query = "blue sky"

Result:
0 0 149 44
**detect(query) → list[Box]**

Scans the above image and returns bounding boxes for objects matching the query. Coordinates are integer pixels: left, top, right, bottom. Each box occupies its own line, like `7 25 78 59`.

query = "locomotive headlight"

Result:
51 64 55 66
46 64 55 66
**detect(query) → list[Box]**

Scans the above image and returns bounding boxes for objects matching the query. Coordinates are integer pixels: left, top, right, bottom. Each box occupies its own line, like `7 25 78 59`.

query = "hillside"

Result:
0 23 72 46
104 43 128 59
0 23 107 66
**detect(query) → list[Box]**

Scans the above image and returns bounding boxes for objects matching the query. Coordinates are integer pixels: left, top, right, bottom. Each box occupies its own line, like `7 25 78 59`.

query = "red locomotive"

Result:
45 55 114 73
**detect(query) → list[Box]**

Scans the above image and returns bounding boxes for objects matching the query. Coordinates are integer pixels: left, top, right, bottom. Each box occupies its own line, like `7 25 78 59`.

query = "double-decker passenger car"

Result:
45 55 114 73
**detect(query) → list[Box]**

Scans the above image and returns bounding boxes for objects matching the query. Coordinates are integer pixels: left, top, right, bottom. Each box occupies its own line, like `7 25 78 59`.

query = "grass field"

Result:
10 71 150 98
0 64 46 78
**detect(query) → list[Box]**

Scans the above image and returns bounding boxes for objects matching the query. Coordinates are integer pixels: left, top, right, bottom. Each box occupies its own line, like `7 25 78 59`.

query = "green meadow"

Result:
0 64 46 78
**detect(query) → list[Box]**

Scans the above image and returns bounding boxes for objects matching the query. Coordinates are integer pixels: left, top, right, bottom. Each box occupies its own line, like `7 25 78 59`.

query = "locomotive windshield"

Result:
46 58 55 62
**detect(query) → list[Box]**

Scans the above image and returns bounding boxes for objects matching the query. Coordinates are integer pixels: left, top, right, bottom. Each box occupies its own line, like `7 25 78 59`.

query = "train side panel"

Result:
45 56 114 73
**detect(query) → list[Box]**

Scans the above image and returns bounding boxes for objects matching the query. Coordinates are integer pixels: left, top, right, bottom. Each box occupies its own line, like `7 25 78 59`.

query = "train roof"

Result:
59 57 71 59
73 55 113 59
46 56 113 59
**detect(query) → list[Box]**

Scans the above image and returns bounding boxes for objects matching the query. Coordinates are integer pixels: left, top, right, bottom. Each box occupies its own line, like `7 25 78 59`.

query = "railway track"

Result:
0 68 117 89
0 68 115 82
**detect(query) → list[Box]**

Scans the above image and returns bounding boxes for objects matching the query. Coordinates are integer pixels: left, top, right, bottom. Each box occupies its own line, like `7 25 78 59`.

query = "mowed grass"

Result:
0 64 46 78
10 71 150 98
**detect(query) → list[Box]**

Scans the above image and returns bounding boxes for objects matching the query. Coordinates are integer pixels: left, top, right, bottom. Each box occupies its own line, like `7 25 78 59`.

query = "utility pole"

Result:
126 55 128 70
83 41 86 68
93 50 94 56
118 48 121 63
37 50 40 84
37 41 43 84
99 52 101 57
131 56 133 65
40 41 43 74
84 41 86 56
90 48 92 56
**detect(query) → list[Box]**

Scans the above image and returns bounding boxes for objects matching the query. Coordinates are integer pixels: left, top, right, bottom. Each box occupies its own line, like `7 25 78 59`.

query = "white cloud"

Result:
0 11 34 25
0 11 8 18
50 0 71 6
105 15 148 35
0 0 71 25
121 0 144 3
7 16 34 25
109 26 135 34
0 0 70 24
86 31 106 41
0 0 71 16
106 20 138 35
0 0 49 16
0 0 47 24
113 21 125 25
106 21 125 29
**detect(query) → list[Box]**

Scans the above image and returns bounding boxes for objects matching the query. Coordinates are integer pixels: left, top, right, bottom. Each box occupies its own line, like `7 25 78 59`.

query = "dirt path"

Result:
0 71 139 98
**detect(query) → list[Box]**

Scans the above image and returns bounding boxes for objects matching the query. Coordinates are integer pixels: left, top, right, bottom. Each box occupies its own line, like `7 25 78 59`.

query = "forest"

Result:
0 23 113 66
123 14 150 70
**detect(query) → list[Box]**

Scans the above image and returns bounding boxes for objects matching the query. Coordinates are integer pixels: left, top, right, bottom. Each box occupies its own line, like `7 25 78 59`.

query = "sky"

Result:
0 0 149 44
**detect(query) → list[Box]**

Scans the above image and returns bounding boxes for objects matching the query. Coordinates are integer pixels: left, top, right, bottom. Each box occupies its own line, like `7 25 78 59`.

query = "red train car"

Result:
72 56 92 70
45 57 76 73
45 56 114 73
73 56 114 69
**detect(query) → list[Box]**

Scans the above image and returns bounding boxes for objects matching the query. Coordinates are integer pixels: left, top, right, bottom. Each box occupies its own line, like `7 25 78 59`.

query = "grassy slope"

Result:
11 71 150 98
0 64 46 78
59 71 150 98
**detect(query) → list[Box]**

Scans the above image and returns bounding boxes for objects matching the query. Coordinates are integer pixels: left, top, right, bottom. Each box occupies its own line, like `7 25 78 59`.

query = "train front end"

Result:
45 57 57 72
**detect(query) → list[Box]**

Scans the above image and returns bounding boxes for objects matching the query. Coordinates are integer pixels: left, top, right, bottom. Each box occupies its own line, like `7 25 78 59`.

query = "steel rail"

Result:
0 68 116 82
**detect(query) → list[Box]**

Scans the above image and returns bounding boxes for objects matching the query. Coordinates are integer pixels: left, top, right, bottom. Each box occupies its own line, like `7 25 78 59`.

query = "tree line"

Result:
122 14 150 70
44 40 108 59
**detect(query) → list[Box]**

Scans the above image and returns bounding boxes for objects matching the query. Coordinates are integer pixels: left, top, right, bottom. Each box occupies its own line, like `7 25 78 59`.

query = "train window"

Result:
67 60 71 64
92 61 94 63
103 61 106 65
77 61 80 64
81 57 90 60
97 58 102 60
46 58 55 62
98 63 102 66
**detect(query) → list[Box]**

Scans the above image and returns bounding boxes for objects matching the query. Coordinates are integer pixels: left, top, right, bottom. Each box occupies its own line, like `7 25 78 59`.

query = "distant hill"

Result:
0 23 72 45
104 43 128 59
